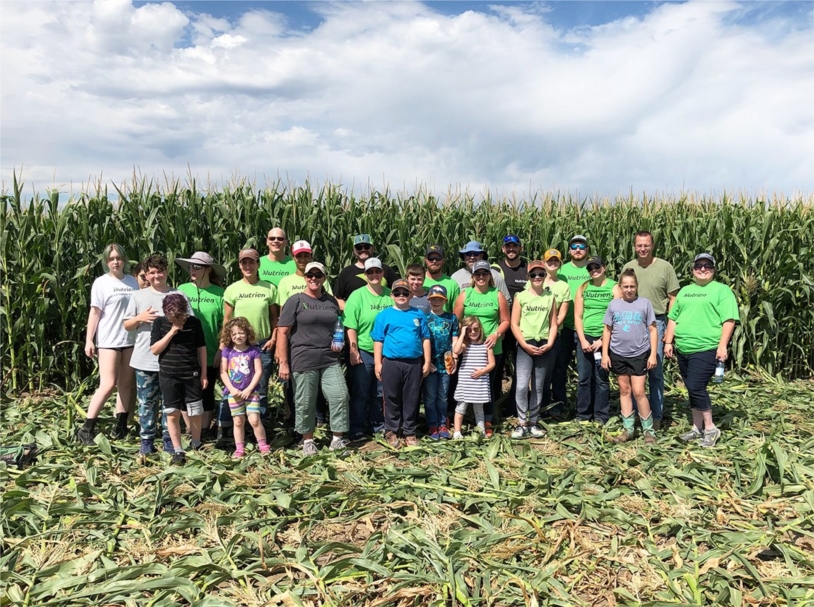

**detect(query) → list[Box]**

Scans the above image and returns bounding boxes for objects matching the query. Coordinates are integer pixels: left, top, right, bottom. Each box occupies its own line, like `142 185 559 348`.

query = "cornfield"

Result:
1 172 812 392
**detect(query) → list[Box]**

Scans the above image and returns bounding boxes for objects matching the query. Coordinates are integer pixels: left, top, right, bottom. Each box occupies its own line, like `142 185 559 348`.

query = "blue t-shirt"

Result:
371 306 430 359
426 311 459 374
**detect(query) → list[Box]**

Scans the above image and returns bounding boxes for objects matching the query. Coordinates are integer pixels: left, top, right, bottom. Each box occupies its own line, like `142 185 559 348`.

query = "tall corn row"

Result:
1 173 812 391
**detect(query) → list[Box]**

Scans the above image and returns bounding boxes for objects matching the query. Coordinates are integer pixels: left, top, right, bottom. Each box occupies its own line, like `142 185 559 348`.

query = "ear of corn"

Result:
1 172 812 391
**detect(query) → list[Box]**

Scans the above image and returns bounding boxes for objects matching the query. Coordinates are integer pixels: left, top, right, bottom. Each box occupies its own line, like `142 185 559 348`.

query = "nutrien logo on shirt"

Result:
190 295 220 304
583 292 613 300
369 303 390 311
466 302 496 308
684 293 708 298
236 292 270 299
113 287 134 293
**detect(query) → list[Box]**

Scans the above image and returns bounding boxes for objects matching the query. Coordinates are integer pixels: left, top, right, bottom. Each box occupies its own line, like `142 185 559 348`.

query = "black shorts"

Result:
159 373 203 412
609 350 650 377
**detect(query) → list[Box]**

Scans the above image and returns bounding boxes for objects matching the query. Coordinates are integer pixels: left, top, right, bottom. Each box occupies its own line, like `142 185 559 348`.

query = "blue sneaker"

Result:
139 439 155 455
162 433 175 454
438 425 451 440
429 426 441 440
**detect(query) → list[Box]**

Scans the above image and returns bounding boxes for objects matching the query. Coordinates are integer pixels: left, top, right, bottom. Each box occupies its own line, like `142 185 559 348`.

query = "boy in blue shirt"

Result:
372 279 431 448
423 285 459 440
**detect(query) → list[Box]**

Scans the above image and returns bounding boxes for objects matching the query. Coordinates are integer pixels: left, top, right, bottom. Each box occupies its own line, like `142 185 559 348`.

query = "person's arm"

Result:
453 292 465 322
123 306 157 332
337 298 347 312
220 353 240 396
239 355 264 400
494 273 512 307
542 303 558 354
276 326 291 381
472 347 496 378
663 319 677 359
574 284 590 351
452 332 466 357
263 301 278 351
198 345 208 389
347 328 362 365
556 301 569 328
150 322 179 355
666 291 678 312
601 325 612 370
85 307 102 358
646 323 658 369
612 284 623 299
495 292 511 346
373 341 384 381
422 338 431 377
717 320 736 362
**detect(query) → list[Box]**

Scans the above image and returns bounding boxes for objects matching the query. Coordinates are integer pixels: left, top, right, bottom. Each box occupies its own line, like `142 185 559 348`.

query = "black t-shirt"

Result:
278 292 342 373
150 316 206 378
494 259 528 299
334 263 400 301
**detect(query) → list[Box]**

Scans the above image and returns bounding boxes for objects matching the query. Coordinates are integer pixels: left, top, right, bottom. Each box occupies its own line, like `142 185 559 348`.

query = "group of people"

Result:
79 228 738 463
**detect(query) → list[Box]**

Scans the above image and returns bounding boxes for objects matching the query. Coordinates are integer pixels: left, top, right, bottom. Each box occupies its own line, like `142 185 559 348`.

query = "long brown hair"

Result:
460 316 485 346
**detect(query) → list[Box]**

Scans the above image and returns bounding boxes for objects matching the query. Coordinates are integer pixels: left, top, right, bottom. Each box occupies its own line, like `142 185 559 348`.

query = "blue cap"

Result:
353 234 372 246
459 241 486 255
427 285 448 299
503 234 521 245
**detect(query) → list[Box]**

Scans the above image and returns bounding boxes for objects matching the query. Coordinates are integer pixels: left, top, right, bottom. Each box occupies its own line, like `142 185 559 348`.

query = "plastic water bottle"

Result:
593 351 602 369
713 360 725 383
331 317 344 352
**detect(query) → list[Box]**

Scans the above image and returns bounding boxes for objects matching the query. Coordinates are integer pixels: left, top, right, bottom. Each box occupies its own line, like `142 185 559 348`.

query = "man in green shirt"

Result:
276 240 333 307
622 230 680 428
422 244 459 314
259 227 297 287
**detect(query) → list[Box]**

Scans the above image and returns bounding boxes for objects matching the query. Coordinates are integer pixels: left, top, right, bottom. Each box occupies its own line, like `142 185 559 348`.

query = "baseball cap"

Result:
459 241 486 255
425 244 445 257
364 258 383 271
544 248 562 261
586 256 605 269
238 248 260 262
304 262 326 275
694 253 716 266
427 285 448 299
527 260 545 272
472 260 491 273
353 234 372 246
292 240 312 255
569 235 588 245
503 235 521 245
391 278 410 291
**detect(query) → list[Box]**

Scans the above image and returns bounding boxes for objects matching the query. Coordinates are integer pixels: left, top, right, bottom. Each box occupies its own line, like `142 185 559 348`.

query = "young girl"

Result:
220 318 269 458
601 269 658 443
150 294 207 466
452 316 495 439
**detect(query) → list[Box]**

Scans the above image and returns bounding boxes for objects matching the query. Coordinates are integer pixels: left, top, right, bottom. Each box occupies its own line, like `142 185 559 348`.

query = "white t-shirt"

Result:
124 287 192 372
90 274 139 348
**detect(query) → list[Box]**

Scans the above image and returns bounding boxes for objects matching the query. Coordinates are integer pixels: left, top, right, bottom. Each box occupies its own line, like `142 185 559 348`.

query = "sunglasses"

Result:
473 271 490 277
587 265 603 272
463 252 482 258
188 263 205 271
694 264 714 271
305 273 324 279
426 256 443 262
528 272 545 279
392 290 410 297
355 244 372 251
570 243 587 251
267 236 285 242
365 268 383 275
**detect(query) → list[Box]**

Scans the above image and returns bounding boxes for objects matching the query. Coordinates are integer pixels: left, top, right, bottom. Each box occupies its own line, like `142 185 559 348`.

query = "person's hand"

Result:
664 343 674 359
471 368 485 379
716 345 728 362
646 353 658 370
261 340 275 351
238 388 252 400
484 332 499 349
137 306 159 323
580 339 592 353
374 362 382 381
449 359 457 375
201 375 208 390
522 343 537 356
429 363 437 374
278 362 290 381
601 355 611 371
422 362 431 378
590 339 603 352
350 349 362 366
171 323 184 333
85 342 96 359
539 343 552 355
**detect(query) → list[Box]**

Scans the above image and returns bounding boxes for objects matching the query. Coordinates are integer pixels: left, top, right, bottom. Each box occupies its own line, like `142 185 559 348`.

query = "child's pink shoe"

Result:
232 449 245 459
259 444 271 455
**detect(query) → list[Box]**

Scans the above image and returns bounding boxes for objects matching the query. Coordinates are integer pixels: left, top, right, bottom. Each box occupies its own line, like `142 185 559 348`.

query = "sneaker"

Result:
329 436 350 451
76 426 96 446
348 432 367 442
700 428 721 448
452 431 464 440
162 433 175 454
438 426 451 440
611 430 634 443
385 431 400 448
259 444 271 454
302 440 318 456
404 435 419 448
528 425 545 438
189 440 203 451
643 431 657 445
170 452 187 466
232 449 245 459
428 426 439 440
484 421 494 439
511 425 529 440
679 428 703 442
139 438 155 455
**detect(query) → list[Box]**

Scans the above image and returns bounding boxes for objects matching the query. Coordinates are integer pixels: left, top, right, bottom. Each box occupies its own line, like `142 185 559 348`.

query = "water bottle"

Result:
594 351 602 369
713 360 725 384
331 317 344 352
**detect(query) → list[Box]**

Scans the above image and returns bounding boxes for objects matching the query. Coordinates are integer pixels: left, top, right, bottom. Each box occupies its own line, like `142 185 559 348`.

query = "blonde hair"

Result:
460 316 485 346
102 243 128 270
220 317 257 348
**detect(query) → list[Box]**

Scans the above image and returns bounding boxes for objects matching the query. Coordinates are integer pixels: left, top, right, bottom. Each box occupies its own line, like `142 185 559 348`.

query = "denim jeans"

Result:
348 349 385 435
136 370 168 440
423 371 450 428
576 335 610 423
542 327 576 415
515 341 553 424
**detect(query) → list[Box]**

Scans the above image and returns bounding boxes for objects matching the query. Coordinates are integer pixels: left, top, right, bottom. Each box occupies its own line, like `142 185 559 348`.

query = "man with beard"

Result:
335 234 400 311
450 241 511 304
423 244 459 314
259 228 297 288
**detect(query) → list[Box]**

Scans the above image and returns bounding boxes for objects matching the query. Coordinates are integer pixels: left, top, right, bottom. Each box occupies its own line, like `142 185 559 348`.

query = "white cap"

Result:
292 240 312 255
364 258 383 271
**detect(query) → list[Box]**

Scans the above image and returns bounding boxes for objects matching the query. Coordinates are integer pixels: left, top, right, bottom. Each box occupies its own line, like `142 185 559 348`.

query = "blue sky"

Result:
2 0 813 197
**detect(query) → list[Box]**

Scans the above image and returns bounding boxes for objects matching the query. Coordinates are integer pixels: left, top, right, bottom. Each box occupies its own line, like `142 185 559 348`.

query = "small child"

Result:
150 293 207 466
406 263 430 314
219 318 270 458
423 285 459 439
372 278 431 448
452 316 495 439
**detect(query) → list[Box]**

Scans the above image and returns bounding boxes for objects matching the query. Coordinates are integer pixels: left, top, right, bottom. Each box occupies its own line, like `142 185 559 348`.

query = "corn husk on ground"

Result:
2 371 813 606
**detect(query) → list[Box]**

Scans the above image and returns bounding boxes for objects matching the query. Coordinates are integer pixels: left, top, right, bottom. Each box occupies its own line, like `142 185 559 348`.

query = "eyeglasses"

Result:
463 252 482 258
188 263 204 271
305 273 324 279
528 272 545 279
294 253 312 258
365 268 383 275
587 265 602 272
392 290 410 297
426 256 443 262
473 271 490 277
694 264 714 271
267 236 285 242
355 244 372 251
570 243 587 251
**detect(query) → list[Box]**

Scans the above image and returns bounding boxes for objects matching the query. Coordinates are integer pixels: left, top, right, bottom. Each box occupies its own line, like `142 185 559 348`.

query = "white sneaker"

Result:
302 440 318 456
511 425 528 440
452 432 464 440
528 425 545 438
329 436 350 451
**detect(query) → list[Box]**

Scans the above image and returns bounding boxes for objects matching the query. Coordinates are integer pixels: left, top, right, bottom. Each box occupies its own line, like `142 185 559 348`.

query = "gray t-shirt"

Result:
450 267 512 306
124 287 191 372
603 297 656 357
410 294 431 315
278 292 342 373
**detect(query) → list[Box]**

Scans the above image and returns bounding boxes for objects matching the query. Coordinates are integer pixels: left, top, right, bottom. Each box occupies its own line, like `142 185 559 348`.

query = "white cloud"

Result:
1 0 812 197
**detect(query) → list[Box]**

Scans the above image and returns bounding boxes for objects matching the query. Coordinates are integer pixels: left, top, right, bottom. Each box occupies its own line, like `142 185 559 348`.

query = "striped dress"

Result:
453 343 491 403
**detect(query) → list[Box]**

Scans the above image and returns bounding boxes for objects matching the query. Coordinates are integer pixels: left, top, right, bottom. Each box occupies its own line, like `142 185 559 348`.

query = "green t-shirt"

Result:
276 273 333 307
581 279 617 337
515 288 556 341
344 286 392 352
668 281 739 354
463 287 503 355
258 255 297 287
621 257 680 315
223 279 277 341
177 282 224 366
558 262 590 329
423 274 460 314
